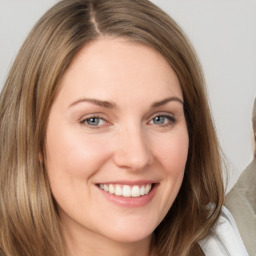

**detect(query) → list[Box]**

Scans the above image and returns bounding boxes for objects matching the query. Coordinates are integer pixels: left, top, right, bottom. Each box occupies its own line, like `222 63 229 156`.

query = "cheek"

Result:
149 129 188 223
45 131 112 179
153 130 189 173
44 128 114 211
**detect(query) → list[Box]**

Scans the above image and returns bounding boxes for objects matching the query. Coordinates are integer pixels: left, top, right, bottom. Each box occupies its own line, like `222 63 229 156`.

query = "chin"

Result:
100 222 155 244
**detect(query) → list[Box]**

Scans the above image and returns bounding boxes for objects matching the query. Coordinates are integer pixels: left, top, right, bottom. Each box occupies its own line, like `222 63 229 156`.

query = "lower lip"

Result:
96 184 158 208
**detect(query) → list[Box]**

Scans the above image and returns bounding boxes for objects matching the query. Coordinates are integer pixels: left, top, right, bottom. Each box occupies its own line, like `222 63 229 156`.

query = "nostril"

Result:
113 150 152 171
112 129 153 170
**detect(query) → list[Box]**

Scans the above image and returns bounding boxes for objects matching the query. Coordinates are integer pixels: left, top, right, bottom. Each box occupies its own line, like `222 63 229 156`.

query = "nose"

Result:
113 126 153 171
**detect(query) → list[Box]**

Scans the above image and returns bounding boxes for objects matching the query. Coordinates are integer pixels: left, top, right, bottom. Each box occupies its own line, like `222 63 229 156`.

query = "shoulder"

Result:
199 206 249 256
225 159 256 225
227 159 256 194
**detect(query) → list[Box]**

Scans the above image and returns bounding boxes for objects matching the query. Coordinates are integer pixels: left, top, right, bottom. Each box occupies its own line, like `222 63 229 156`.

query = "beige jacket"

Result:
225 98 256 256
225 159 256 256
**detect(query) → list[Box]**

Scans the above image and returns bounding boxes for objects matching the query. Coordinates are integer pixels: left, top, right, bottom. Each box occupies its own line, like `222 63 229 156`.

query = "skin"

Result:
45 37 189 256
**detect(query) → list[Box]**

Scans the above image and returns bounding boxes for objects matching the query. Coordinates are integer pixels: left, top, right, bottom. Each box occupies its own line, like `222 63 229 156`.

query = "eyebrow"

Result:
151 97 184 108
68 96 183 109
68 98 117 109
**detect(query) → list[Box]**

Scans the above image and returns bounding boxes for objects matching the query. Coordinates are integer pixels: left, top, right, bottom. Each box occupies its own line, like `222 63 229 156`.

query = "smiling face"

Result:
45 38 189 252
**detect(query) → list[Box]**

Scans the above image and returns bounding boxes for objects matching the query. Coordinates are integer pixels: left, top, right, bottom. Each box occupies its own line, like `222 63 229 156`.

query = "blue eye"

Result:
86 117 101 126
81 116 106 127
150 115 175 126
153 116 166 125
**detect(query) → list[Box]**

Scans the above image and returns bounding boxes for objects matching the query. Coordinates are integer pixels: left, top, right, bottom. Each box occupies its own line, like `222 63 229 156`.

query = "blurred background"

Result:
0 0 256 192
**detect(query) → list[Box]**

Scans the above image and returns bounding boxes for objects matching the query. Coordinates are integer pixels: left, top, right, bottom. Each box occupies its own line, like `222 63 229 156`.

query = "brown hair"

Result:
0 0 224 255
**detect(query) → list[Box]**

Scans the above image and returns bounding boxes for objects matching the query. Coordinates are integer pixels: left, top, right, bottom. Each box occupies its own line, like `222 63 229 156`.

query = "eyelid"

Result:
80 113 111 129
148 112 175 120
147 112 176 126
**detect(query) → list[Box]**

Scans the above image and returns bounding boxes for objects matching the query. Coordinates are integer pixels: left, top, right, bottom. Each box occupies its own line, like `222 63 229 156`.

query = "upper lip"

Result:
96 180 158 186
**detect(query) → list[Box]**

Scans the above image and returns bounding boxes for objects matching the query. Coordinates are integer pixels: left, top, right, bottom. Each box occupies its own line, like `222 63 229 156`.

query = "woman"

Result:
0 0 247 255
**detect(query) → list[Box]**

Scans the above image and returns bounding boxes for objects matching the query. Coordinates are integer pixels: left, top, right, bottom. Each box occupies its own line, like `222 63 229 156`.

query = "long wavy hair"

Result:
0 0 224 255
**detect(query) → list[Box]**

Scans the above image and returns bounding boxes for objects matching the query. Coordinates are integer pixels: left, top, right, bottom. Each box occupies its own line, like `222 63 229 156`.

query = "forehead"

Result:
56 37 182 106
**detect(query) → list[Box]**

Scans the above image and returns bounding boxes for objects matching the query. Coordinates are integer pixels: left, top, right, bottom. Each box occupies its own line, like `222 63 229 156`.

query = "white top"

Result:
199 206 249 256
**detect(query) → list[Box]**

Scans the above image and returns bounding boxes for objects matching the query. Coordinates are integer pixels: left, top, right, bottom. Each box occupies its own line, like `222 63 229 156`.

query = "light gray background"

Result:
0 0 256 192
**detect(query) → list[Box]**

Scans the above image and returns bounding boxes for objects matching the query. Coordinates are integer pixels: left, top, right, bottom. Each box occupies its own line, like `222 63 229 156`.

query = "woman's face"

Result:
45 38 189 246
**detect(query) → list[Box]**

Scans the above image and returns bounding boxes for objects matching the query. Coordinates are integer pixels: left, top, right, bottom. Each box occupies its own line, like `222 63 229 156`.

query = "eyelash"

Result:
80 114 176 129
148 114 176 127
80 115 109 129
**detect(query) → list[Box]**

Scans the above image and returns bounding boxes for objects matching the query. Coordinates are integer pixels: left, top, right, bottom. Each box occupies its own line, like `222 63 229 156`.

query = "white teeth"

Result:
103 184 109 192
145 184 151 194
109 184 115 194
140 186 145 196
98 183 153 198
123 185 131 197
132 186 140 197
115 185 122 196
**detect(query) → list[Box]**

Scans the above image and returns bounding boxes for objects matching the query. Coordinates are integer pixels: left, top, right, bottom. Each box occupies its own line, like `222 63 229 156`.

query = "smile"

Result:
98 183 153 198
